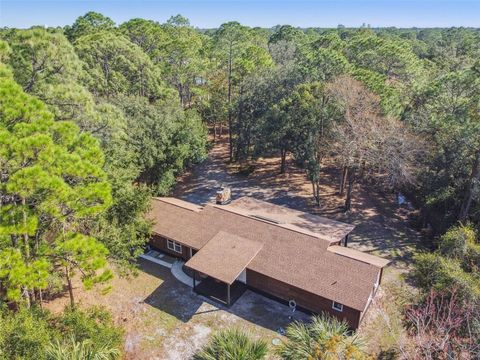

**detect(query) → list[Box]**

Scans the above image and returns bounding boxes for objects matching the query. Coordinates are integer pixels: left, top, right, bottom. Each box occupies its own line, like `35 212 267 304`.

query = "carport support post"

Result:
227 283 231 306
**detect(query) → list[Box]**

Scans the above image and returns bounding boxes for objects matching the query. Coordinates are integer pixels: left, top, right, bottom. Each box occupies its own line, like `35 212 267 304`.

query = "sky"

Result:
1 0 479 29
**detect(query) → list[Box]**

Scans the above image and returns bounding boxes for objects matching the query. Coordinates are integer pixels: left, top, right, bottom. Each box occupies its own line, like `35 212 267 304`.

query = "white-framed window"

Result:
332 301 343 312
167 239 182 254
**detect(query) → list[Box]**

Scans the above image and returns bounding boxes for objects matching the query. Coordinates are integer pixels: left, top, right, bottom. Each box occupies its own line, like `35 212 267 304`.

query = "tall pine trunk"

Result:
38 289 43 309
344 167 356 212
227 45 233 162
459 149 480 221
280 149 287 174
312 179 320 207
65 266 75 308
22 197 31 308
339 166 348 196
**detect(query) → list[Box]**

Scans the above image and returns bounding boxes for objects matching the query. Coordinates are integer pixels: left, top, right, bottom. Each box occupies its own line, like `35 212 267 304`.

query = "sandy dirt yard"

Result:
46 137 423 358
46 259 309 359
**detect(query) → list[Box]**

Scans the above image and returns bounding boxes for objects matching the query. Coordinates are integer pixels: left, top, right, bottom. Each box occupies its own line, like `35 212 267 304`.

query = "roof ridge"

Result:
232 196 355 228
327 245 390 268
152 197 203 213
208 204 332 243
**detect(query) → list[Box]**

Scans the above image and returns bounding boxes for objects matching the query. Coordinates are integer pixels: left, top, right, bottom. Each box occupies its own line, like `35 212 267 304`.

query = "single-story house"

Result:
147 196 389 329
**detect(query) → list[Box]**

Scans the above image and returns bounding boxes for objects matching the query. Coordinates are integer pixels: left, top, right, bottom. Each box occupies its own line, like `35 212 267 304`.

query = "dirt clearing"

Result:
45 259 308 359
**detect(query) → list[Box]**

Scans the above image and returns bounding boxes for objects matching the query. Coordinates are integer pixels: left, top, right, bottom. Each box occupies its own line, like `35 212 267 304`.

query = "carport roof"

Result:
185 231 263 285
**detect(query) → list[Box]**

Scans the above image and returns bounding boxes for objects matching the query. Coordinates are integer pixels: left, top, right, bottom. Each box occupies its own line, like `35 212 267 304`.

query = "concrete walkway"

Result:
171 261 200 287
139 254 173 269
140 252 200 288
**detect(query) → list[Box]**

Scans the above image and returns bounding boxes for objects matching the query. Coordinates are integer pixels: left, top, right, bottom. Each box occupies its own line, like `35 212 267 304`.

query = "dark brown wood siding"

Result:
246 269 361 329
150 235 192 261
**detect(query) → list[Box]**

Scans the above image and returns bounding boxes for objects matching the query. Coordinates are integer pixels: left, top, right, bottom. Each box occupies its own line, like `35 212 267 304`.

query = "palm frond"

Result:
277 313 368 360
194 327 268 360
46 336 120 360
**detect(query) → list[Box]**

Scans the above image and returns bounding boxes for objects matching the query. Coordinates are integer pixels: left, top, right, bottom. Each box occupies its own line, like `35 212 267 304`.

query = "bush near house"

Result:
194 328 268 360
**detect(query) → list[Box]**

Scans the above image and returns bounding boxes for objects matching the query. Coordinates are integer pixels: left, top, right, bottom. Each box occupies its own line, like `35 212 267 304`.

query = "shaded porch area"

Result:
193 276 247 306
185 230 263 307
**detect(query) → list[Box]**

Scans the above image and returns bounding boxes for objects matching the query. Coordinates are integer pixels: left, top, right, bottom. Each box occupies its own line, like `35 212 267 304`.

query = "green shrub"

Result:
412 253 480 301
438 224 480 273
0 307 53 360
44 273 66 299
53 306 123 351
194 328 268 360
46 336 120 360
0 306 122 360
439 224 476 258
277 314 368 360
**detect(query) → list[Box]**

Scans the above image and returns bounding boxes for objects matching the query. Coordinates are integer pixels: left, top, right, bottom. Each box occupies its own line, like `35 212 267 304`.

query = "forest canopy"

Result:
0 11 480 359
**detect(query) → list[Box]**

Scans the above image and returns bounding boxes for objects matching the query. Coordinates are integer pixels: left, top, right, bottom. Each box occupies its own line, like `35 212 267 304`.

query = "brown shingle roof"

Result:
222 197 354 243
327 245 390 268
146 197 205 249
147 197 388 311
185 231 263 284
157 197 203 212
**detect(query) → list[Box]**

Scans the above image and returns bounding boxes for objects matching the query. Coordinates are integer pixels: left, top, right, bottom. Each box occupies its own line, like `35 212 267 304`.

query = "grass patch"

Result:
137 308 181 352
140 308 179 332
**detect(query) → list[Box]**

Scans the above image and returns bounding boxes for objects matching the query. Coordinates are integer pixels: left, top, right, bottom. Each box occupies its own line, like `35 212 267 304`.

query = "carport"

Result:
185 231 263 306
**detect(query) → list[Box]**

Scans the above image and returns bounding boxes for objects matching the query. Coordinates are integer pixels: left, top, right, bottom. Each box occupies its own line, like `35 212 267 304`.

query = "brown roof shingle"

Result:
147 197 388 311
327 245 390 268
185 231 263 284
222 197 355 243
147 197 205 249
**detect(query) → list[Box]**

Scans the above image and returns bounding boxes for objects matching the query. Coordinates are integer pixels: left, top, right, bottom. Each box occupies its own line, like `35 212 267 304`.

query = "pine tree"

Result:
0 64 112 306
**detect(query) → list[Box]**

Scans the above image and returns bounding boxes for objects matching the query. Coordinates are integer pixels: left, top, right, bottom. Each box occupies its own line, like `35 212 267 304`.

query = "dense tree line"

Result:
0 12 208 358
228 25 480 228
0 11 479 358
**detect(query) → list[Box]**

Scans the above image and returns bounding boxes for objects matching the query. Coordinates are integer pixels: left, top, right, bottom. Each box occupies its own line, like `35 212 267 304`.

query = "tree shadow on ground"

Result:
174 138 427 274
140 259 309 332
